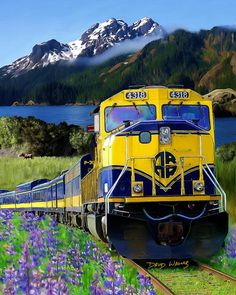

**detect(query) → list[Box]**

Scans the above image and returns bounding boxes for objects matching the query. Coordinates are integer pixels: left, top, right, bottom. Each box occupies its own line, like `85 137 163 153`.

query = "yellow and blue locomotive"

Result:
0 86 228 260
81 86 228 259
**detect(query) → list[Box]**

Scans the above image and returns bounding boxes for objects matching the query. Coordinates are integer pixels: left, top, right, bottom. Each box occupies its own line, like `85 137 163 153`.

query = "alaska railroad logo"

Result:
155 152 177 178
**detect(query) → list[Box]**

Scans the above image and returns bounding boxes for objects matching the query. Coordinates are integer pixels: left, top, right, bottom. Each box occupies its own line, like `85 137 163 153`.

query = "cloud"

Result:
68 22 236 68
71 32 165 67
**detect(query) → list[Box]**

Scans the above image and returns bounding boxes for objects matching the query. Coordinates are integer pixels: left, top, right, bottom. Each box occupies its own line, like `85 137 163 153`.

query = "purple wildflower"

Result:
68 247 84 269
0 210 14 221
44 219 59 257
17 241 35 294
124 285 136 295
226 226 236 260
30 269 44 293
2 266 17 295
0 210 14 242
29 228 46 266
102 258 124 295
41 277 70 295
20 212 41 232
6 245 16 256
90 273 105 295
137 274 157 295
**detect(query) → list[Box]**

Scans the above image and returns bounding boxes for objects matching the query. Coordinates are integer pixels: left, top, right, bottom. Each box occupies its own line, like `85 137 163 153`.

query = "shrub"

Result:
0 116 91 156
216 142 236 162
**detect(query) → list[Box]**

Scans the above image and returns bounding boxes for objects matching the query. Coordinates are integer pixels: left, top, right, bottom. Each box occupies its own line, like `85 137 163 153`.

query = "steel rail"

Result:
123 258 175 295
195 261 236 284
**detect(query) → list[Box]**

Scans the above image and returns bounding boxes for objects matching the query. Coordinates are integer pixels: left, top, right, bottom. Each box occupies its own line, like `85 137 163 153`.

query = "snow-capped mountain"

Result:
1 40 72 78
0 17 165 78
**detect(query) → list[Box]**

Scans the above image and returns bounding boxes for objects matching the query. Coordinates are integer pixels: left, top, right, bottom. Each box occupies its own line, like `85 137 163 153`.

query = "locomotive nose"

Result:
107 211 228 260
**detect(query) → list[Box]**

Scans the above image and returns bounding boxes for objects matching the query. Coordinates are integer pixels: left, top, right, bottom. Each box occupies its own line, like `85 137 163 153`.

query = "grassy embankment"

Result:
0 157 78 190
216 156 236 223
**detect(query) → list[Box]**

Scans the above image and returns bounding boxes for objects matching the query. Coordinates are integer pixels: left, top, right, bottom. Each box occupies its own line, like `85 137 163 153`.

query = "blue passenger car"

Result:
49 175 65 213
32 180 51 212
0 191 16 209
16 179 49 210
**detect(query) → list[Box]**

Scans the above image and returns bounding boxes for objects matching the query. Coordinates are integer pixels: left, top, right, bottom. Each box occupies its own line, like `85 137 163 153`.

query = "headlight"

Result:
209 201 219 206
160 127 171 144
194 182 204 192
133 183 143 193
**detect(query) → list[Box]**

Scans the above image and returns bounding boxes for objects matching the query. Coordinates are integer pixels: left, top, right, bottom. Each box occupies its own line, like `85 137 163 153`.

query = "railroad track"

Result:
195 261 236 285
123 259 236 295
123 258 174 295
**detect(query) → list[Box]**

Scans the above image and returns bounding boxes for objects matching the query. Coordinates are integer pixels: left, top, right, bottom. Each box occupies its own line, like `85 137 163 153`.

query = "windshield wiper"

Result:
145 101 153 114
106 103 117 117
132 102 140 115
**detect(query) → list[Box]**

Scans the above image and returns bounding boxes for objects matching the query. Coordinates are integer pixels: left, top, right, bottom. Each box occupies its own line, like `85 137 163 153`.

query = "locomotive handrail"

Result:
104 136 129 234
143 210 173 221
176 205 207 220
105 164 128 202
202 163 227 211
203 168 226 211
104 164 128 235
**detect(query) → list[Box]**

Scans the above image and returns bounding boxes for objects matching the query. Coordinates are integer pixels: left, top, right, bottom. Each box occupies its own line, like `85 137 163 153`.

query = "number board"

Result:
125 91 148 100
169 90 189 99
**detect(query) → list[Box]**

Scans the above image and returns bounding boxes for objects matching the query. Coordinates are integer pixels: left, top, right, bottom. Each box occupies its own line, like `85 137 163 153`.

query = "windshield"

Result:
162 105 210 130
105 105 156 132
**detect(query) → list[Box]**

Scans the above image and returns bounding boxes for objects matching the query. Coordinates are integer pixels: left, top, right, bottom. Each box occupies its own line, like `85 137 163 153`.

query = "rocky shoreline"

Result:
204 88 236 117
11 101 88 106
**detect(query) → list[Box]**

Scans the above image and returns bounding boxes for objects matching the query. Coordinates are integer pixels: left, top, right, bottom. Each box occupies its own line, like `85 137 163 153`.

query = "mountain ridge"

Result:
0 17 165 78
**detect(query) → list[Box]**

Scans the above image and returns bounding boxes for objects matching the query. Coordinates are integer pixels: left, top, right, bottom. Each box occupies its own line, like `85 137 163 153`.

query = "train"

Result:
0 86 228 260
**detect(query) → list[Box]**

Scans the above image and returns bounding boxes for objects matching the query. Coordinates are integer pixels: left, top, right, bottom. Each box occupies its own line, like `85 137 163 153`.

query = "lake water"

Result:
0 105 95 127
214 117 236 146
0 106 235 147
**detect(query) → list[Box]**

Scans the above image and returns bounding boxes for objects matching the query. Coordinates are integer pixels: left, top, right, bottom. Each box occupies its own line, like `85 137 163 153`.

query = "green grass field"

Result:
216 157 236 223
0 156 79 190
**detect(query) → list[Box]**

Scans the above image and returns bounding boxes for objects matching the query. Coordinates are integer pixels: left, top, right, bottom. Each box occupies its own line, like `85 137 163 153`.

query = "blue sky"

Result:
0 0 235 67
